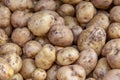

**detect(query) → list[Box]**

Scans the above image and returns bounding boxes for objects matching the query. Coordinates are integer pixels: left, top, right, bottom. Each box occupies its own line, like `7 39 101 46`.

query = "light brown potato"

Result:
32 68 46 80
3 26 12 36
35 44 56 70
87 12 110 30
77 26 106 55
11 10 33 28
48 25 73 47
46 64 60 80
114 0 120 5
34 0 56 11
0 3 11 28
92 0 112 9
57 65 86 80
3 0 34 11
28 11 55 37
76 48 97 75
23 40 42 58
108 22 120 39
0 43 22 55
110 6 120 23
102 39 120 56
93 58 111 80
0 57 14 80
76 1 95 24
86 78 96 80
10 73 23 80
20 59 36 79
103 69 120 80
11 27 32 46
61 0 83 4
56 47 79 65
57 4 75 17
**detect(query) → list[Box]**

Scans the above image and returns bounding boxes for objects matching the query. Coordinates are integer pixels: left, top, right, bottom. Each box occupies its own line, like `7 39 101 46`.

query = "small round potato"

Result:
76 48 98 75
77 26 106 55
46 64 60 80
86 78 96 80
56 47 79 65
110 6 120 23
28 11 55 37
10 73 23 80
3 0 34 11
11 27 32 46
20 59 36 79
108 22 120 39
92 0 112 9
114 0 120 5
61 0 83 4
103 69 120 80
57 65 86 80
48 24 73 47
0 57 14 80
34 0 56 11
23 40 42 58
35 44 56 70
32 68 46 80
93 58 111 80
11 10 33 28
0 43 22 55
57 4 75 17
76 1 95 23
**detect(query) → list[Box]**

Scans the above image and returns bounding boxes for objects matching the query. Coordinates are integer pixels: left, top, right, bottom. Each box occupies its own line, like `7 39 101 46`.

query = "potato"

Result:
34 0 56 11
35 44 56 70
28 11 55 37
56 47 79 65
0 3 11 28
32 68 46 80
76 48 97 75
23 40 42 58
114 0 120 5
110 6 120 23
46 64 60 80
20 59 36 79
86 78 96 80
93 58 111 80
10 73 23 80
87 12 110 30
11 10 33 28
48 24 73 47
0 57 14 80
76 1 95 23
108 22 120 39
61 0 83 4
3 25 12 37
3 0 34 11
103 69 120 80
0 43 22 55
57 65 86 80
11 27 32 46
77 26 106 55
91 0 112 9
102 39 120 56
57 4 75 17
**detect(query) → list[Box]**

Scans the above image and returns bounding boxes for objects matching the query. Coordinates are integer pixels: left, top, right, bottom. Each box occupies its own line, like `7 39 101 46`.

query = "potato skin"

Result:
76 1 95 23
10 73 23 80
76 48 97 75
93 58 111 80
114 0 120 5
57 65 86 80
77 26 106 55
48 25 73 47
35 44 56 70
103 69 120 80
56 47 79 65
3 26 12 37
86 78 96 80
61 0 83 4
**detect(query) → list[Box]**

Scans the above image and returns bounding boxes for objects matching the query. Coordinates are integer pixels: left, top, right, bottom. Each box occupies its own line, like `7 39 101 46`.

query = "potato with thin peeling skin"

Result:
61 0 83 4
10 73 23 80
11 10 33 28
57 65 86 80
114 0 120 5
35 44 56 70
76 48 98 75
93 58 111 80
32 68 46 80
47 64 60 80
77 26 106 55
86 78 96 80
56 47 79 65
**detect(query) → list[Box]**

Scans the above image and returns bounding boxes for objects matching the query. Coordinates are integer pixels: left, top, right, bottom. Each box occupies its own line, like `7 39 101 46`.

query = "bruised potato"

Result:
61 0 83 4
10 73 23 80
57 65 86 80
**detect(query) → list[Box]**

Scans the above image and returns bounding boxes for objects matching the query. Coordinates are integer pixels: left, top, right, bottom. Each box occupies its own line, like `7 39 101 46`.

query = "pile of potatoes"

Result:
0 0 120 80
